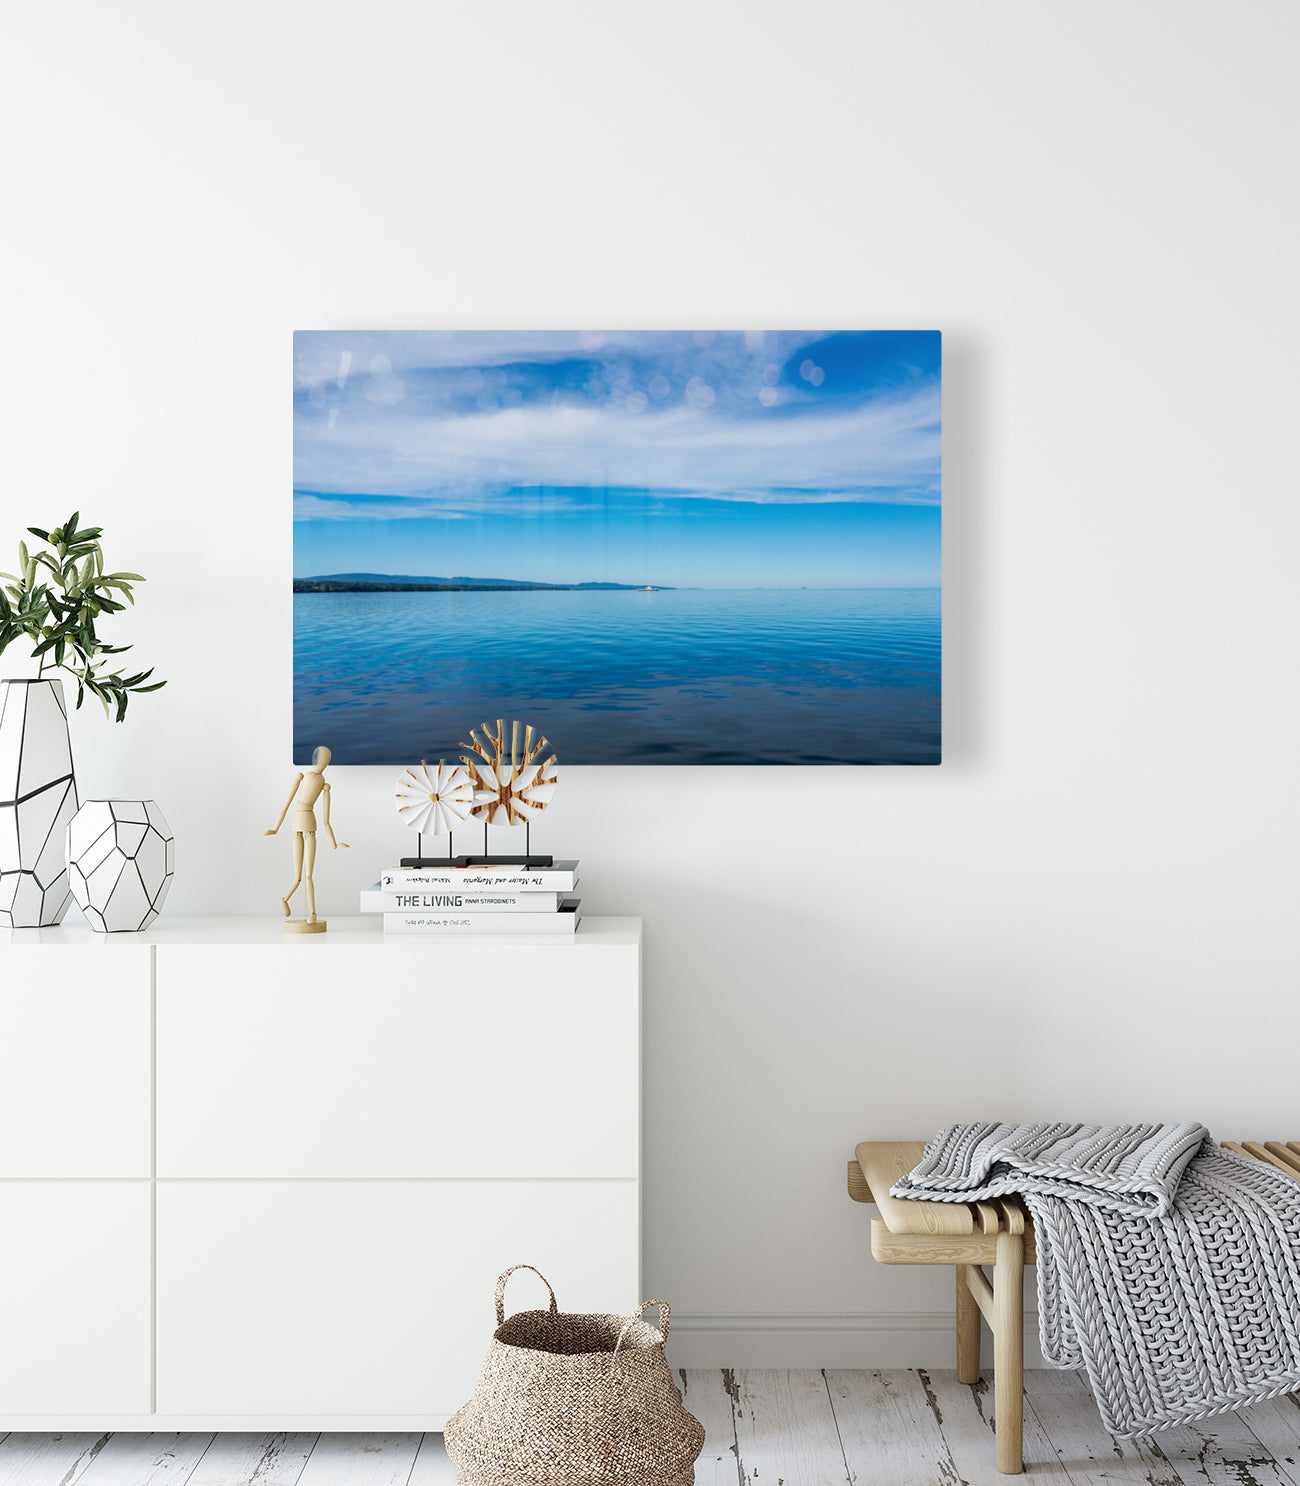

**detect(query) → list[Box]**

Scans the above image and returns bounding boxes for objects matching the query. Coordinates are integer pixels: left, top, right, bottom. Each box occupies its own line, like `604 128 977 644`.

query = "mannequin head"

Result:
311 745 332 771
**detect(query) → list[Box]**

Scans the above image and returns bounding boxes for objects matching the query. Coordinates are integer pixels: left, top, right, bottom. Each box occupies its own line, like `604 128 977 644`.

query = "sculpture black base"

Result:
399 854 555 868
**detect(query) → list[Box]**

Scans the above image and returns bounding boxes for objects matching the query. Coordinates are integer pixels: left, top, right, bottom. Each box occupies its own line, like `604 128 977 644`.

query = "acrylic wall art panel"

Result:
293 331 940 765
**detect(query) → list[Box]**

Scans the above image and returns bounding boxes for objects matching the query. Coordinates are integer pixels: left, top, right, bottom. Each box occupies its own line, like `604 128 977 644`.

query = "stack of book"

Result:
361 859 581 935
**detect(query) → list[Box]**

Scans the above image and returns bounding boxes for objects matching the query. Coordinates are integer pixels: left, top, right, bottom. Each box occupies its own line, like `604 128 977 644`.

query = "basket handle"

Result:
611 1299 671 1373
495 1265 559 1327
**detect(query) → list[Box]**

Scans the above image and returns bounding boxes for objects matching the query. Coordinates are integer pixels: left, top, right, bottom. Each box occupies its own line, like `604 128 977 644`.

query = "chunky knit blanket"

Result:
892 1122 1300 1436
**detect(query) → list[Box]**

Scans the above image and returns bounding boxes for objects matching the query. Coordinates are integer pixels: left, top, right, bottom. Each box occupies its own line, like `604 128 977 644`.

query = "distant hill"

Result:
295 572 671 593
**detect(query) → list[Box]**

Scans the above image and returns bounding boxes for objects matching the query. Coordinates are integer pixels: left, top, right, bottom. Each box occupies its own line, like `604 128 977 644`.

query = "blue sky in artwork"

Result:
293 330 940 587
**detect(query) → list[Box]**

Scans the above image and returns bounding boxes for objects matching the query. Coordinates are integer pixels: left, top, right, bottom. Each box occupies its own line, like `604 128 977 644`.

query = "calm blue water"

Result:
293 588 940 765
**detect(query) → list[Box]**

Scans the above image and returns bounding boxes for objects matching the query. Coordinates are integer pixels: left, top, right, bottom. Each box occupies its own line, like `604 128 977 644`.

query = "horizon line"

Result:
293 577 941 591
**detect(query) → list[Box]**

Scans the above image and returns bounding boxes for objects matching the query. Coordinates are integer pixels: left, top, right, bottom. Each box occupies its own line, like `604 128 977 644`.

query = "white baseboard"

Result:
668 1311 1046 1370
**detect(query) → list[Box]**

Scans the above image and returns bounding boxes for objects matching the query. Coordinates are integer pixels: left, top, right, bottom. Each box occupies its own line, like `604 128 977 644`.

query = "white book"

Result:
360 886 560 913
383 901 580 935
381 861 579 892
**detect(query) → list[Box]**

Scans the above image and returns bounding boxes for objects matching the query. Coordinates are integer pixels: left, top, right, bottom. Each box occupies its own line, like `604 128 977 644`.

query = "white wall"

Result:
4 1 1297 1365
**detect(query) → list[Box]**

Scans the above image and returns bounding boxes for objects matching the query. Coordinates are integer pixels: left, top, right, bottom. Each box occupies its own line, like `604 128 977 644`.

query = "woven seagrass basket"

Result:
444 1265 705 1486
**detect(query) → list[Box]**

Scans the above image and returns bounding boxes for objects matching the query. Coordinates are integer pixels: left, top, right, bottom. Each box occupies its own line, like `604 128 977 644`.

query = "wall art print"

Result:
293 330 940 765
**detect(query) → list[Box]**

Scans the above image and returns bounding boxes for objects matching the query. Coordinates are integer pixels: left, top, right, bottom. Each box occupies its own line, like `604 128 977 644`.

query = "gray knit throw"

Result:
892 1122 1300 1436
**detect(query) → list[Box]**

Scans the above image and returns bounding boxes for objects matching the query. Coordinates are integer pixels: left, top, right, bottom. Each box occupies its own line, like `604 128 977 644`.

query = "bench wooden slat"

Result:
855 1141 975 1235
1242 1141 1300 1179
996 1198 1025 1235
975 1202 1001 1235
1264 1142 1300 1177
871 1221 997 1265
846 1159 874 1204
1221 1139 1300 1181
870 1219 1038 1266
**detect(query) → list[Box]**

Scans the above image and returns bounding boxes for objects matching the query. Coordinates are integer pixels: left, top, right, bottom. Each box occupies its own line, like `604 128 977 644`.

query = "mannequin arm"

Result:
264 774 303 834
322 782 349 848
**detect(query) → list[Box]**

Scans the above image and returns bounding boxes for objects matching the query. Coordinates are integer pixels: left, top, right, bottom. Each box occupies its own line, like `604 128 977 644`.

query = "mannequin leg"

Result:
303 833 318 922
281 832 304 916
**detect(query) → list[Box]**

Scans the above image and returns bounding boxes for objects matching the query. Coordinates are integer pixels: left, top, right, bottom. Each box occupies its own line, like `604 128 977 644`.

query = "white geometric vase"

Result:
67 800 174 933
0 678 79 927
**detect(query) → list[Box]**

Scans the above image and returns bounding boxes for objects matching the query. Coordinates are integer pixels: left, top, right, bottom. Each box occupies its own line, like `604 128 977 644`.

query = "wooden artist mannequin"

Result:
264 745 349 932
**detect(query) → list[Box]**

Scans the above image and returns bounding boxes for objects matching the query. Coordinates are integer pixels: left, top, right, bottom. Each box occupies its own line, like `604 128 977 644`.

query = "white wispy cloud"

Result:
293 330 813 385
292 491 600 522
295 386 939 509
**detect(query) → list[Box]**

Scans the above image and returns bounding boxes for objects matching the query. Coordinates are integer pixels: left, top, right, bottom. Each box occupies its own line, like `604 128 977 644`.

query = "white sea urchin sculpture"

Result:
395 760 479 836
460 720 558 827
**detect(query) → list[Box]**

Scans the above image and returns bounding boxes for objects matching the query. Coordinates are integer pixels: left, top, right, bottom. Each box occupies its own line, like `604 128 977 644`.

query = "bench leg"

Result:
956 1265 981 1384
993 1231 1024 1474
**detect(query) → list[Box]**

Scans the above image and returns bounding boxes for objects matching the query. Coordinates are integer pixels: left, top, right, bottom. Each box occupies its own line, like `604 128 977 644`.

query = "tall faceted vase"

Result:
0 678 79 928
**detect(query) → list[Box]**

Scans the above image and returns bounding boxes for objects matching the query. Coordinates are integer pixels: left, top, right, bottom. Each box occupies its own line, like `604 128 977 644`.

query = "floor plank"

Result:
1236 1396 1300 1486
1150 1411 1298 1486
74 1433 216 1486
731 1369 850 1486
183 1432 319 1486
292 1433 423 1486
825 1368 959 1485
680 1368 741 1486
405 1434 457 1486
1024 1368 1180 1485
924 1369 1075 1483
3 1377 1299 1484
0 1433 112 1486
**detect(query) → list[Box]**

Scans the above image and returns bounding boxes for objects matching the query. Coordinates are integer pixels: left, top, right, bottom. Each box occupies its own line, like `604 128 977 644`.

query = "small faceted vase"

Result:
67 800 174 933
0 678 79 927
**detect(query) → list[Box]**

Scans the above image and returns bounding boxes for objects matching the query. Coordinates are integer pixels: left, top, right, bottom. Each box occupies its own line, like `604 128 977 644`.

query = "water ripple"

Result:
293 588 940 764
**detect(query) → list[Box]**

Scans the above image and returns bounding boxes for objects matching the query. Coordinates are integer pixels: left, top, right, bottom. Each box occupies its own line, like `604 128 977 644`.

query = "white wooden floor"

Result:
2 1370 1300 1484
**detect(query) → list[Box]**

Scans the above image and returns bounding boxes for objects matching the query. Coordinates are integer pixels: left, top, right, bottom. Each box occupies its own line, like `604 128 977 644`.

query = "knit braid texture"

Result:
892 1123 1300 1437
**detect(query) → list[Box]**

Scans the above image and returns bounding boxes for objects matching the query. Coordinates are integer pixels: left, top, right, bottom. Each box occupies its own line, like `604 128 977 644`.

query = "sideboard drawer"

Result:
155 1178 639 1416
155 942 639 1178
0 949 151 1176
0 1182 151 1412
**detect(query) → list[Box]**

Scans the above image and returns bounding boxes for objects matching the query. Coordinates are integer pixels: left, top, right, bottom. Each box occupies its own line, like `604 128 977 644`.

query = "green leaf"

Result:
2 515 164 720
30 624 76 656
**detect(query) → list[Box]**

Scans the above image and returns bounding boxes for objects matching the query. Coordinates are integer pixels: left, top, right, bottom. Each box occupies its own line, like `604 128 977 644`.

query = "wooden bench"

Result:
848 1138 1300 1474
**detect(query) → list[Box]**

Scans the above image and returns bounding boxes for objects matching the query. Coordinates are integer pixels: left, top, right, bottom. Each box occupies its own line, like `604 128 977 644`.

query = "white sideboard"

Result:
0 915 641 1430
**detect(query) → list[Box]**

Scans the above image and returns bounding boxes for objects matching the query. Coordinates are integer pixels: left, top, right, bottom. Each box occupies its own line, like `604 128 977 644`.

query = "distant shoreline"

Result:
294 571 671 593
293 581 938 593
293 580 671 593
